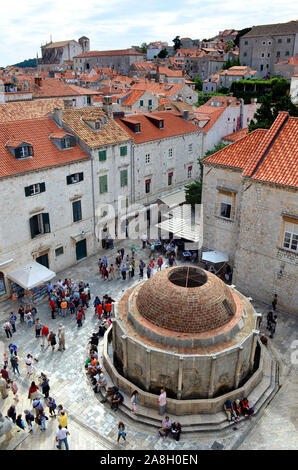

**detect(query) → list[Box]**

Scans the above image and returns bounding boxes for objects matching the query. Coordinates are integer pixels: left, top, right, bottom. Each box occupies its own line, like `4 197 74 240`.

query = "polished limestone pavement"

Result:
0 240 297 450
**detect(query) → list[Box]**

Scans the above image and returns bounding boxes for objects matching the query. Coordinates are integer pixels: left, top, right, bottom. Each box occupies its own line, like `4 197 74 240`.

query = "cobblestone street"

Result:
1 239 297 451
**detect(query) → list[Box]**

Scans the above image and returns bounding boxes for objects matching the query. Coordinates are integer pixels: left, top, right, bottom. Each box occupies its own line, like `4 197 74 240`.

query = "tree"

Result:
140 43 148 54
248 78 298 131
224 40 234 53
157 48 168 59
194 77 203 91
185 180 202 207
222 57 240 70
204 143 228 159
173 36 181 50
13 58 37 68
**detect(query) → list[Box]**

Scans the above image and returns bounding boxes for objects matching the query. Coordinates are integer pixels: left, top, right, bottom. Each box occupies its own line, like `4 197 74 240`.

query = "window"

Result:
120 197 129 210
55 246 64 257
268 41 272 45
72 200 82 222
24 182 45 197
168 172 173 186
148 99 152 106
261 53 264 58
260 65 264 71
145 153 151 164
244 52 247 57
145 179 151 194
244 41 248 45
140 100 144 107
188 144 193 153
168 148 173 158
15 145 33 159
29 213 50 239
278 39 282 44
66 172 83 184
120 146 127 156
283 221 298 252
187 166 192 178
218 192 234 219
285 51 289 56
277 51 280 57
262 41 266 45
62 136 74 149
98 150 107 161
99 175 108 194
287 38 291 43
267 53 270 58
120 169 128 187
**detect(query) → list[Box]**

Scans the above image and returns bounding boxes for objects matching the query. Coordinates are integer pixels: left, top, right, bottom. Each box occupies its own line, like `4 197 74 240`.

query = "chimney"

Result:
102 95 113 117
34 76 42 87
53 107 63 126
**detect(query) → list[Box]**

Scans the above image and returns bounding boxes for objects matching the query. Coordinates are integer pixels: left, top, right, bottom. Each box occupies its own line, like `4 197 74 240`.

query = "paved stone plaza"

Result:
0 239 297 450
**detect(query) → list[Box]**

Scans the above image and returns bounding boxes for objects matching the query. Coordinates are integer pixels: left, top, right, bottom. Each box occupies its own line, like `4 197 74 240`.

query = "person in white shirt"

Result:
158 388 167 415
56 424 70 450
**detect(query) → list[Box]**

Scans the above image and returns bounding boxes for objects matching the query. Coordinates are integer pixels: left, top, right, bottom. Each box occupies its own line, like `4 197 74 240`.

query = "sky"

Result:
0 0 297 66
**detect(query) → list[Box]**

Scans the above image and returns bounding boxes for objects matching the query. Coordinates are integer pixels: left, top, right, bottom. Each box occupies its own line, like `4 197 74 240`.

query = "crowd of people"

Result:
223 397 254 422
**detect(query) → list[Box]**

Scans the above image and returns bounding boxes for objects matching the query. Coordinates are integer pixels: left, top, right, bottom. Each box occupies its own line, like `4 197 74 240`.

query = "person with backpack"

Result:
7 405 16 423
16 414 26 430
47 397 57 417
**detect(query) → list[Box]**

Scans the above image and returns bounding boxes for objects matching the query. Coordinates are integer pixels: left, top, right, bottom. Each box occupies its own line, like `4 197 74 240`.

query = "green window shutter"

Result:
148 99 152 106
73 200 82 222
98 150 107 161
99 175 108 193
79 172 84 182
29 216 36 238
25 186 32 197
120 169 128 187
66 175 72 185
40 182 46 193
140 100 144 106
120 146 127 156
42 213 50 233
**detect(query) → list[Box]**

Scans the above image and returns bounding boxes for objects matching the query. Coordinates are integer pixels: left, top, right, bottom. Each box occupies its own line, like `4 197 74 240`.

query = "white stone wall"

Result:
0 159 95 293
233 183 298 314
134 130 203 206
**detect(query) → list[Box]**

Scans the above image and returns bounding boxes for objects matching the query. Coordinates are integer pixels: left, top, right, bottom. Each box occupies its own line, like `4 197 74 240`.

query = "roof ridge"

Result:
242 112 289 177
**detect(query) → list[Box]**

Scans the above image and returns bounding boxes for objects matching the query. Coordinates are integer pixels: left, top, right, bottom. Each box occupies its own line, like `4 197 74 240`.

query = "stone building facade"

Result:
202 112 298 314
240 20 298 76
39 37 90 72
73 49 145 75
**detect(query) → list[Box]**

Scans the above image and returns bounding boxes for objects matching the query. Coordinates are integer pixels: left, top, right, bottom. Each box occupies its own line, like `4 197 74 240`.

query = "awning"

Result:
7 262 56 290
158 189 186 208
202 251 229 264
155 217 201 243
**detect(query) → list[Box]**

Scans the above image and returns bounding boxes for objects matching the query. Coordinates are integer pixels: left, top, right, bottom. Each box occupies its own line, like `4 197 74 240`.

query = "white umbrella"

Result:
7 262 56 290
202 251 229 264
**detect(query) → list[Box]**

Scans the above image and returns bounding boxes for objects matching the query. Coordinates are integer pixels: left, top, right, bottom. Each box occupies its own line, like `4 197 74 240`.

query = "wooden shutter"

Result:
24 186 32 197
79 172 84 182
42 213 50 233
40 182 46 193
66 175 72 185
98 150 106 161
29 216 36 238
120 146 127 156
30 146 34 156
100 175 108 193
73 200 82 222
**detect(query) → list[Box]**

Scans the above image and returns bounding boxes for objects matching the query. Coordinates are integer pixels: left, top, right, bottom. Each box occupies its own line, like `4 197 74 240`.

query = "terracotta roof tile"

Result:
0 99 65 123
117 111 200 144
62 107 132 148
0 117 89 179
30 78 100 98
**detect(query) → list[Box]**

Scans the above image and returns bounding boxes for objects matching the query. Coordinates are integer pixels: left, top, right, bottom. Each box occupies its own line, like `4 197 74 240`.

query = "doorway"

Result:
76 239 87 261
36 253 49 268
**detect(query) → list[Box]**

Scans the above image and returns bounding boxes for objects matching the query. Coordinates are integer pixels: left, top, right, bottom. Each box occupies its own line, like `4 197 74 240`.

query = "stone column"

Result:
234 346 244 389
208 355 217 398
177 356 184 400
145 349 151 391
249 330 259 371
121 335 128 377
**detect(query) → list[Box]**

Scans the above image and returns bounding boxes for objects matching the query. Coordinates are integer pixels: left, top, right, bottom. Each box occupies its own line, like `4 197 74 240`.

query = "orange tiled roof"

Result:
74 49 144 58
0 117 89 179
0 99 65 123
223 127 249 141
275 56 298 66
204 112 298 188
131 80 186 97
121 90 146 106
117 111 200 144
194 106 226 133
32 78 100 98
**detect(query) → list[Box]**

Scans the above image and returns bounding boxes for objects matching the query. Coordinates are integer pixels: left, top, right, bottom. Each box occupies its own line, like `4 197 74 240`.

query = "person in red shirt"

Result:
28 381 39 400
157 256 163 271
49 299 56 319
1 365 9 382
96 303 103 320
104 303 112 318
76 311 83 328
41 325 49 348
81 292 89 309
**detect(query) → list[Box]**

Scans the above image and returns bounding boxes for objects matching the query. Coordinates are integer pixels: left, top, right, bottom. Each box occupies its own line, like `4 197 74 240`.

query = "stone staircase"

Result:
94 342 280 439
